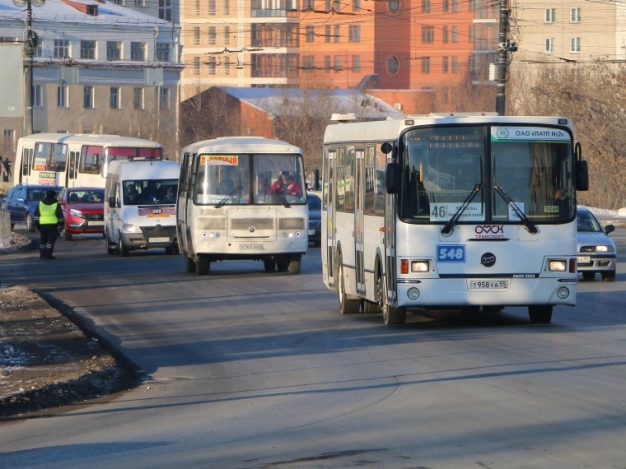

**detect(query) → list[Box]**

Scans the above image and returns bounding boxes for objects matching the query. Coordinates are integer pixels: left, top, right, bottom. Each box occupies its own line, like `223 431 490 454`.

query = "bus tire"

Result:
288 255 301 274
196 255 210 275
26 213 36 232
338 260 360 314
363 300 380 314
377 273 406 324
184 252 196 273
119 238 130 257
528 305 553 324
263 259 276 272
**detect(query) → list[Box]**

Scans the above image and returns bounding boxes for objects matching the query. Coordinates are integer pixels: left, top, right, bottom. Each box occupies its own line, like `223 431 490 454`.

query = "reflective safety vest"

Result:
38 201 59 225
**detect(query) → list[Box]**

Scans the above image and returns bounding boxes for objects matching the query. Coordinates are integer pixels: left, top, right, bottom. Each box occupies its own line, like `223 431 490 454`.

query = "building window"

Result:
193 56 200 74
442 56 449 73
57 85 68 108
3 130 15 150
131 42 146 61
452 56 458 73
325 55 331 72
207 56 216 75
387 56 399 74
34 42 42 57
80 40 95 59
422 0 430 12
352 55 361 72
193 27 200 44
156 43 170 62
545 8 555 23
107 41 121 61
135 0 145 5
325 0 330 11
110 87 120 109
302 55 314 70
224 56 230 75
452 0 458 12
159 0 172 20
421 57 430 73
353 0 360 11
83 86 93 108
224 26 230 44
306 26 314 42
208 0 216 14
325 25 331 43
334 25 340 43
422 26 434 43
443 25 449 43
349 25 360 42
33 85 42 107
443 0 448 12
54 39 70 58
452 25 459 42
334 55 341 72
159 88 170 110
304 0 313 10
134 88 144 110
570 37 581 52
571 7 581 23
389 0 399 12
208 26 216 44
545 37 555 53
224 0 230 14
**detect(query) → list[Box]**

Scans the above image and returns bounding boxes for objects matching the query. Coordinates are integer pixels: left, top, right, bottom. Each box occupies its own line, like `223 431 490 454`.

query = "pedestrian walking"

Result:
34 190 64 260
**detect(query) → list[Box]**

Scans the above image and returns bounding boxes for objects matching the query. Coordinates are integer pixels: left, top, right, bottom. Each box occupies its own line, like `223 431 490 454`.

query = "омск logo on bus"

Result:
481 252 496 267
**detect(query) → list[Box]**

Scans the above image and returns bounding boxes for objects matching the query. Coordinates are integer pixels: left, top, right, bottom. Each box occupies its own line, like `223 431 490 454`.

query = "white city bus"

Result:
177 136 308 275
322 113 589 325
14 134 163 188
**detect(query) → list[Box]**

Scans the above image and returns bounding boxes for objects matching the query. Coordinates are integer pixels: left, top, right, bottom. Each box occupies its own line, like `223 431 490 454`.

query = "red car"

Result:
58 187 105 241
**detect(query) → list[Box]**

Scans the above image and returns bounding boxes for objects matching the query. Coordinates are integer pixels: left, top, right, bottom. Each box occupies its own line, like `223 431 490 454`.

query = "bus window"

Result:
253 154 306 205
80 146 104 174
50 144 67 171
34 142 51 170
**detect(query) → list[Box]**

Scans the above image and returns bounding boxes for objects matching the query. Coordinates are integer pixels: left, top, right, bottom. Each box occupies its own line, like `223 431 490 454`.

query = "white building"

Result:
0 0 182 159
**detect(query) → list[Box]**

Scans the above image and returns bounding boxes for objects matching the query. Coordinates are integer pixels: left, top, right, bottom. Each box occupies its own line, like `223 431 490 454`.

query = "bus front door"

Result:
355 149 365 294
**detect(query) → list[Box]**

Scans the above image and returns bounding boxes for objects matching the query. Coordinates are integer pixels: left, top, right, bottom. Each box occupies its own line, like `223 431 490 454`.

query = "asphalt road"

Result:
1 230 626 468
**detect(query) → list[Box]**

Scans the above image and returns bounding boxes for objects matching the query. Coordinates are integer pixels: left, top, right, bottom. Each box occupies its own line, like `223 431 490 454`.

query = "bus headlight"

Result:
411 261 429 272
407 287 420 300
557 287 570 299
122 223 142 233
548 260 566 272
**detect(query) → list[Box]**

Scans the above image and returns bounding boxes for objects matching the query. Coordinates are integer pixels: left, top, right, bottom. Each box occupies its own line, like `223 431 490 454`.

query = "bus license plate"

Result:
468 279 509 291
577 256 590 263
149 237 170 243
240 244 264 250
88 221 104 226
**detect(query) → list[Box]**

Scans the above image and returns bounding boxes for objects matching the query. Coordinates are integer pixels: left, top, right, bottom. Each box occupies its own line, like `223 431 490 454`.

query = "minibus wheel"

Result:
119 238 130 257
528 305 552 324
184 252 196 273
196 255 210 275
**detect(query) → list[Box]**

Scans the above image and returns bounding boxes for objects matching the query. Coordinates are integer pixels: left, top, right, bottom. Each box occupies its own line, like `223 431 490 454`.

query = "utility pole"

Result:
495 0 516 116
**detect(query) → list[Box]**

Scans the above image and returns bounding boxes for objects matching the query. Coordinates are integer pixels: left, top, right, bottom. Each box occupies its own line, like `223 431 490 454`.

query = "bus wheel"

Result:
338 260 360 314
378 275 406 325
528 305 553 324
26 213 36 232
105 232 115 255
363 300 380 314
196 255 210 275
263 259 276 272
119 238 130 257
288 255 301 274
184 252 196 273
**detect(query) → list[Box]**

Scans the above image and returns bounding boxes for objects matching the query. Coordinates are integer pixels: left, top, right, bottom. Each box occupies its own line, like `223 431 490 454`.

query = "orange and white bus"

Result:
14 134 163 188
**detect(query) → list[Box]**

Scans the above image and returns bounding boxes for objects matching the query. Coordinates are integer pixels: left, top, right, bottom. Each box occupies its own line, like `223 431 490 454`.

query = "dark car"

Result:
1 184 63 232
308 192 321 247
576 207 617 281
57 187 105 241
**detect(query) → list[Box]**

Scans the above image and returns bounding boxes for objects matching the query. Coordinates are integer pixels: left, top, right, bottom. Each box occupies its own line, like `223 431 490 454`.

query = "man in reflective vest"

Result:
34 190 64 260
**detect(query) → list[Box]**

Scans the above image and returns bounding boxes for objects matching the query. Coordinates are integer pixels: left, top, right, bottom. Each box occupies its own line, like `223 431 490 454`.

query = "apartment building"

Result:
0 0 182 158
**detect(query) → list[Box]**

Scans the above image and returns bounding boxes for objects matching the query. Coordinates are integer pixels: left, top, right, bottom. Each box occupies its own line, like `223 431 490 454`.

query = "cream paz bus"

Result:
177 136 308 275
14 133 163 188
322 114 589 325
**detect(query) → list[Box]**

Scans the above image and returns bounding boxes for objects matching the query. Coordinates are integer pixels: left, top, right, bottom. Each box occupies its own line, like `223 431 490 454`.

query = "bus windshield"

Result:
398 125 574 224
194 153 306 206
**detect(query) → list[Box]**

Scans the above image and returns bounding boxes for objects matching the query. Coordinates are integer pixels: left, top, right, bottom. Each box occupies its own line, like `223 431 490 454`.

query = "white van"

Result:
104 159 180 256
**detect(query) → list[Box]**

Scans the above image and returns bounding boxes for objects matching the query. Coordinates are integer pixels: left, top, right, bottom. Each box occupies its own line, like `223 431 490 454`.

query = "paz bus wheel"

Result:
196 255 210 275
119 238 130 257
338 258 360 314
184 252 196 273
528 305 553 324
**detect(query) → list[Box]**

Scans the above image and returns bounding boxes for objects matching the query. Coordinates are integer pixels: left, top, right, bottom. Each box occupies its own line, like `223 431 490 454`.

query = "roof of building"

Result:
215 87 406 121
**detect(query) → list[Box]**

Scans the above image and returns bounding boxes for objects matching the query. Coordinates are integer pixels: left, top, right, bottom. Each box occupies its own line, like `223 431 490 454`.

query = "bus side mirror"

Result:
386 162 400 194
108 196 116 208
381 142 393 155
575 160 588 191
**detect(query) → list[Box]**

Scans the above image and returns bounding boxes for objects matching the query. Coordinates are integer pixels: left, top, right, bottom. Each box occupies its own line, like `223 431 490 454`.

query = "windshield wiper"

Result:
274 193 291 208
441 184 482 236
215 185 242 208
493 185 538 234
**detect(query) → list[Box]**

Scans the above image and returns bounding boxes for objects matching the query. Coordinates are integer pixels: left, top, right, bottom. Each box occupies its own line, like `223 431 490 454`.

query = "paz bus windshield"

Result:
398 125 574 224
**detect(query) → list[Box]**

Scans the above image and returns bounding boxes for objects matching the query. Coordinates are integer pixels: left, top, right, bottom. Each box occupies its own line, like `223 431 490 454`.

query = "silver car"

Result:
577 207 617 281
